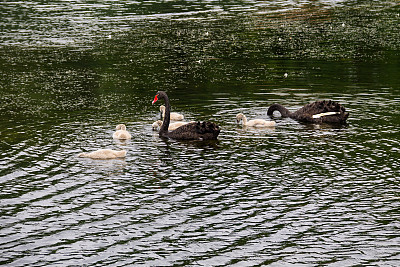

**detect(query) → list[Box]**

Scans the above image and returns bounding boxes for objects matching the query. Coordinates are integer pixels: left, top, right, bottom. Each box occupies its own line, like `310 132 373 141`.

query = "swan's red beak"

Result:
152 95 158 105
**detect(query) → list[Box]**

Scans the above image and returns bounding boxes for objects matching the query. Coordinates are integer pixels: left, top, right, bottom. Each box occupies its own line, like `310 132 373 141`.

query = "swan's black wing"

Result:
167 121 220 140
293 100 349 123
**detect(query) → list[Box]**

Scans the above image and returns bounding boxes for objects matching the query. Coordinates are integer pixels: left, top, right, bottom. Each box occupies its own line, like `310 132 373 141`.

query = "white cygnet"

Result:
160 105 184 121
113 124 131 140
78 149 127 159
152 120 162 130
236 113 276 127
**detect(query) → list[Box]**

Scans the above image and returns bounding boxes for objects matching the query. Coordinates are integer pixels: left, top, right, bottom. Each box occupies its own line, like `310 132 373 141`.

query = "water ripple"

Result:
1 1 400 266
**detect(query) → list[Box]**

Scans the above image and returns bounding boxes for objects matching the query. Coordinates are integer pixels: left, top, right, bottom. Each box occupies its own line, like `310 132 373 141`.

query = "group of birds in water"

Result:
78 91 349 159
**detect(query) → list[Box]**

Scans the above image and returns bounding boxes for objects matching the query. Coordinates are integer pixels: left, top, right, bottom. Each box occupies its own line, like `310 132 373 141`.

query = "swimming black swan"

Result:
152 91 220 140
267 100 349 124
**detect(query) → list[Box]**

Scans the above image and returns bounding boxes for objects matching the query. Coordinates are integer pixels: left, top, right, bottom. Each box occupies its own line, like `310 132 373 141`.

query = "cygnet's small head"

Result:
152 120 162 130
116 124 126 130
236 113 244 123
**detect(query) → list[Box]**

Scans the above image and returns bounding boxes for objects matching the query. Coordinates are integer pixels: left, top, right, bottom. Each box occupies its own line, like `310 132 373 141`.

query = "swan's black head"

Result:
152 91 167 105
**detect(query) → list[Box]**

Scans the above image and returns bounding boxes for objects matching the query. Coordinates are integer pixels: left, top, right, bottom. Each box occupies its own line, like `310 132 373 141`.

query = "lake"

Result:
1 0 399 266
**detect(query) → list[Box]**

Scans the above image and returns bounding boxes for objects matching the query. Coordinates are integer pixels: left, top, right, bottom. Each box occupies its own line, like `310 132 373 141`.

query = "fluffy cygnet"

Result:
113 124 131 139
152 120 193 131
78 149 127 159
160 105 184 121
236 113 276 127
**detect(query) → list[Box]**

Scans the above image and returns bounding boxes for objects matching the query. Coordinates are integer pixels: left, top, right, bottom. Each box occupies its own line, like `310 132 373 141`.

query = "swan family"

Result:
78 91 349 159
152 91 220 140
151 91 348 140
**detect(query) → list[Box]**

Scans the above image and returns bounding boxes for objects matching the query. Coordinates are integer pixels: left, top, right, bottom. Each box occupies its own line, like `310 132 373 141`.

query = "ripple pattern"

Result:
1 0 400 266
1 94 400 266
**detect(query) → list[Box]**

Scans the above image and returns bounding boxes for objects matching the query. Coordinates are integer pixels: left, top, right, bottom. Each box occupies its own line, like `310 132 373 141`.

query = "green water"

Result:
1 1 399 266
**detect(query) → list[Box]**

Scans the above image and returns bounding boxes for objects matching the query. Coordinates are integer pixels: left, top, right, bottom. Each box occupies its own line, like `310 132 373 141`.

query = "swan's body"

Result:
78 149 127 159
113 124 131 139
267 100 349 124
236 113 276 127
152 91 220 140
152 120 195 131
160 105 184 121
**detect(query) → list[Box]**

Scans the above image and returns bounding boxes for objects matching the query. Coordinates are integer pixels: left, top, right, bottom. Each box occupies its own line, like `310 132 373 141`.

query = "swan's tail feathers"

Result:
267 104 291 117
318 100 344 112
167 121 220 140
312 100 349 123
196 121 221 139
196 121 219 133
117 150 127 158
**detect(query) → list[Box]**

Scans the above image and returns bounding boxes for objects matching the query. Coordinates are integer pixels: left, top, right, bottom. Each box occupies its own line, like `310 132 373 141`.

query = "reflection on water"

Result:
1 0 400 266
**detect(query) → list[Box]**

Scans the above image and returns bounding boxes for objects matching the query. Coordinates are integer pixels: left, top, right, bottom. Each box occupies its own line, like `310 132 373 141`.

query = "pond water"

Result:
1 0 399 266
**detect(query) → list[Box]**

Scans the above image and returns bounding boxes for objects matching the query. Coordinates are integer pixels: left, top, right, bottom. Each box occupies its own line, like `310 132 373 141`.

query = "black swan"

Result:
267 100 349 124
152 91 220 140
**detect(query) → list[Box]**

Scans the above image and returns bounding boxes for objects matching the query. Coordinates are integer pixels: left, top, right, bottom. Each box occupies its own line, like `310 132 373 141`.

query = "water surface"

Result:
1 0 399 266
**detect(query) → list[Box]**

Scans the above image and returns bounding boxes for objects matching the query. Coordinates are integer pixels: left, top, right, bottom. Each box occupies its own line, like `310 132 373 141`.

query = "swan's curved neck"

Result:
267 104 291 117
159 94 170 135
